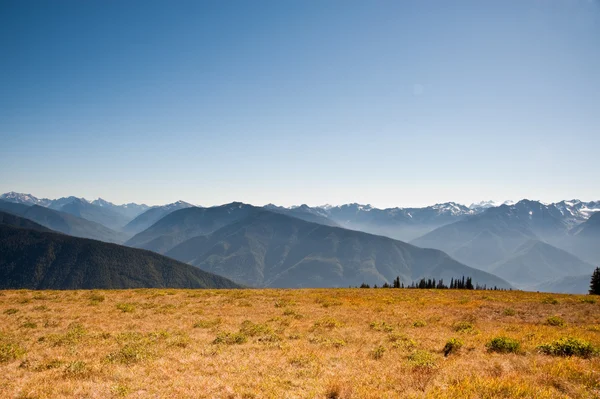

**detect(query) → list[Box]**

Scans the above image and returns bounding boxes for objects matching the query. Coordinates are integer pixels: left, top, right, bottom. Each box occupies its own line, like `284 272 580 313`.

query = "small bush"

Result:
193 318 222 329
371 345 386 360
213 332 247 345
537 337 598 358
22 321 37 329
486 337 520 354
239 320 273 337
580 297 596 304
388 332 417 350
452 321 474 333
314 317 344 329
546 315 565 327
412 320 427 328
503 308 516 316
407 350 437 369
542 297 559 305
116 303 136 313
3 309 18 315
369 321 394 332
443 338 463 356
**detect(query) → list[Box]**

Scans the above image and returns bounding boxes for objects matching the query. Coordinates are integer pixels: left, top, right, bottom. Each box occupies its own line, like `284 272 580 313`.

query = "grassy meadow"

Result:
1 288 599 398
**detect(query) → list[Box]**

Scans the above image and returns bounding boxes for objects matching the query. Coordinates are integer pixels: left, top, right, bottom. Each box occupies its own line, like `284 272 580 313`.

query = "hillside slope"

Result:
0 225 240 289
165 211 511 289
123 201 194 235
490 240 595 286
0 200 127 243
0 211 53 232
126 202 259 253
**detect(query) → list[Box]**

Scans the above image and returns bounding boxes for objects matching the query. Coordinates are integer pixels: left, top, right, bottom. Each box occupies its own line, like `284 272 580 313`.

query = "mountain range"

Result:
0 213 240 290
0 191 597 293
164 210 510 289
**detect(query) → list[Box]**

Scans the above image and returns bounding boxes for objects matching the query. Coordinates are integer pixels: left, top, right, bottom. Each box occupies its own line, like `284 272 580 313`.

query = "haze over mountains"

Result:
0 191 597 292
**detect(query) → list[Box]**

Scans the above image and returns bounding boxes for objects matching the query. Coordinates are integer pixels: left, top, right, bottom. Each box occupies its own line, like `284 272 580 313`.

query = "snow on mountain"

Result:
0 192 52 207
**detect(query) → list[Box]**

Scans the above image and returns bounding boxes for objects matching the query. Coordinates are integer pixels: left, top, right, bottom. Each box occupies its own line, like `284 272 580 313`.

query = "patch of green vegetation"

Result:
503 308 516 316
546 315 565 327
537 337 598 358
274 299 294 308
412 320 427 328
0 335 26 363
106 332 156 364
308 336 347 348
193 318 222 329
116 303 136 313
388 332 416 350
314 317 344 329
213 331 247 345
407 350 437 369
542 297 559 305
452 321 474 333
443 338 463 356
369 321 394 332
46 322 87 346
580 297 596 304
282 308 303 319
486 337 520 354
371 345 386 360
21 321 37 329
3 308 18 315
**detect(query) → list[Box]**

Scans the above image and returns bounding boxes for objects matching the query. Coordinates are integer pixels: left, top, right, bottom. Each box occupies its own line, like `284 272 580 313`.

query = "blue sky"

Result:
1 0 599 207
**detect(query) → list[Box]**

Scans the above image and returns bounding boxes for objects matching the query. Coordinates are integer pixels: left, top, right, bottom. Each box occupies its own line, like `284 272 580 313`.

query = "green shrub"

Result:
580 297 596 304
412 320 426 328
369 321 394 332
314 317 344 329
3 309 18 315
371 345 386 360
537 337 598 358
443 338 463 356
452 321 474 333
546 315 565 327
283 309 303 319
503 308 516 316
213 332 247 345
407 350 437 369
486 337 520 354
22 321 37 329
542 297 559 305
116 303 135 313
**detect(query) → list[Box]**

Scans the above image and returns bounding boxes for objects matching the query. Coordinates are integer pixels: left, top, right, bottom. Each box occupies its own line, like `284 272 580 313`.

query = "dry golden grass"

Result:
0 288 599 398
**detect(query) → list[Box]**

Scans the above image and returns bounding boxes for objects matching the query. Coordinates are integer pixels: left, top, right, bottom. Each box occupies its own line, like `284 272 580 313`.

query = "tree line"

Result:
356 276 505 291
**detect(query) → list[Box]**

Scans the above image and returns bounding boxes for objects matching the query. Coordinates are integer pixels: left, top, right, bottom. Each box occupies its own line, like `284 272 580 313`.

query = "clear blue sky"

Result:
1 0 599 207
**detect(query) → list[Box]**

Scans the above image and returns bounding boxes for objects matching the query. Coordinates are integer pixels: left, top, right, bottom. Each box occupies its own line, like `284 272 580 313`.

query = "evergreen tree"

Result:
590 267 600 295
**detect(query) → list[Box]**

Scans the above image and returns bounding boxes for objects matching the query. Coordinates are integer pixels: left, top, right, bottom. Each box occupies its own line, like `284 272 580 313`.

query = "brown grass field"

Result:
1 288 599 398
